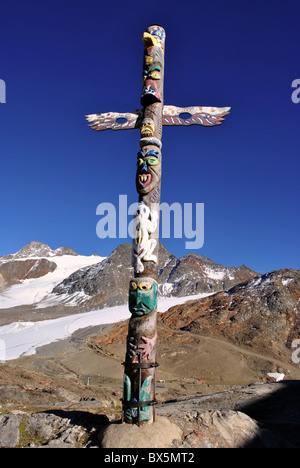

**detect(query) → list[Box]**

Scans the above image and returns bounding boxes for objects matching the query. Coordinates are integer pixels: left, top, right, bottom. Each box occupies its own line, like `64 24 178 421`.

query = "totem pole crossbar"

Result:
86 25 230 426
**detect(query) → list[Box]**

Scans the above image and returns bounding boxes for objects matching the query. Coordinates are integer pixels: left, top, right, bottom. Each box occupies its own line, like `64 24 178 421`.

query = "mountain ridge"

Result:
51 242 259 309
0 241 78 261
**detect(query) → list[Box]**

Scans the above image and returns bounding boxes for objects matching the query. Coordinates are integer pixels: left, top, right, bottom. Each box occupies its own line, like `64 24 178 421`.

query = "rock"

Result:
0 241 79 290
0 258 57 288
0 410 109 448
173 410 288 448
0 382 299 448
98 416 183 448
0 413 22 448
157 381 300 448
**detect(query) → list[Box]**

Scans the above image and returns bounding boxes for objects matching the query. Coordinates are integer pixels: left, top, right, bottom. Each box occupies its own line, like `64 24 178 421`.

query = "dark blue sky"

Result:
0 0 299 274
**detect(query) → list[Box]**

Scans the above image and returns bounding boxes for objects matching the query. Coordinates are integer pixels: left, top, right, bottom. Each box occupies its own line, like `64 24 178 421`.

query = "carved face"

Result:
136 147 161 195
129 277 158 316
141 79 161 105
140 118 155 138
142 65 161 84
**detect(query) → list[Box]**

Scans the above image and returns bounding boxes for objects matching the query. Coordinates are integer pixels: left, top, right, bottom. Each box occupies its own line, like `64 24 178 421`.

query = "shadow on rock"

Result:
238 380 300 448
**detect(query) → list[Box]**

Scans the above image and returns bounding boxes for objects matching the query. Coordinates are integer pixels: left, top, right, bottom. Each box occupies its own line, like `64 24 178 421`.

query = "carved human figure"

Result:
132 202 158 273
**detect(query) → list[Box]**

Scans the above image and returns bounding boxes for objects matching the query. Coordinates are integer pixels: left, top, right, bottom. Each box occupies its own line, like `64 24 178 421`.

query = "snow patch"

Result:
0 254 105 309
203 266 226 280
282 278 293 286
0 293 212 361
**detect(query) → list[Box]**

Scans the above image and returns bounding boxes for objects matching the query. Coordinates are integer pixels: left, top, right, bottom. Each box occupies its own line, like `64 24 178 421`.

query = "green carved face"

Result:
129 277 158 316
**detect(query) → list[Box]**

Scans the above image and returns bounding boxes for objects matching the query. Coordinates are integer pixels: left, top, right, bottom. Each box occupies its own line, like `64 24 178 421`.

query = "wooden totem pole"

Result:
86 25 230 426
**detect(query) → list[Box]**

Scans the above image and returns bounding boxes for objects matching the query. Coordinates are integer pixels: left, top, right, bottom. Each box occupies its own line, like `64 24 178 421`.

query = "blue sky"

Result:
0 0 299 274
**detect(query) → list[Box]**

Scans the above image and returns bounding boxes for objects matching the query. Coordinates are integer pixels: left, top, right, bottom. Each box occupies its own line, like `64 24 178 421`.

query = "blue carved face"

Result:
136 148 161 194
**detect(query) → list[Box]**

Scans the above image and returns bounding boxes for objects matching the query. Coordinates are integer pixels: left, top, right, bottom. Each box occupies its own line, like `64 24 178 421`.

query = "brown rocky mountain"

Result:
0 241 77 292
88 267 300 386
160 268 300 362
0 258 57 291
51 242 258 308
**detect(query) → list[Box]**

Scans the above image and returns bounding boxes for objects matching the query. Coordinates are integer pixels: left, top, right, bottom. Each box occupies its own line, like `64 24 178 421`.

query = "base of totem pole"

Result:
98 416 183 449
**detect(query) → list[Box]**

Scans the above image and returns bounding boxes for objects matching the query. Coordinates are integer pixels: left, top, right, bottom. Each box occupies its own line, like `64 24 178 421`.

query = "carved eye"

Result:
139 282 151 291
152 29 164 41
149 71 161 80
147 157 159 166
130 281 137 291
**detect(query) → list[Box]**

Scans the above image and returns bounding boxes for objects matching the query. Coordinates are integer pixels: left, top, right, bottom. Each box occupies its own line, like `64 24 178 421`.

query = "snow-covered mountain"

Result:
50 242 259 309
0 241 259 312
0 242 105 309
1 241 78 260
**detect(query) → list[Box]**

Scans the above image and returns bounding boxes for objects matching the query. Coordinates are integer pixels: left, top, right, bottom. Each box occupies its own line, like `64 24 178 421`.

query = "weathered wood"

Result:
123 25 166 425
85 105 230 131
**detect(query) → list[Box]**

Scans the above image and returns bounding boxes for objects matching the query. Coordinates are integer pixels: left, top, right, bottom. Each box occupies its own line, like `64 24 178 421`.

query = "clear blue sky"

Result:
0 0 299 274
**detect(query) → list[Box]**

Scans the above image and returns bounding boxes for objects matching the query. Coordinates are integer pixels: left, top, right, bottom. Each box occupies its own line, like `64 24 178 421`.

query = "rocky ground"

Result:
1 316 300 448
0 248 299 448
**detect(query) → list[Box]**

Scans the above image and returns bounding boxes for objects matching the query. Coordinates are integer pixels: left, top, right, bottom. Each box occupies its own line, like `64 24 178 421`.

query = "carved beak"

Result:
142 32 159 48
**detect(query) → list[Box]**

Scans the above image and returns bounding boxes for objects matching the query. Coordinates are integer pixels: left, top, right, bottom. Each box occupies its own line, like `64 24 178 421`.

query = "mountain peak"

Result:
13 241 78 259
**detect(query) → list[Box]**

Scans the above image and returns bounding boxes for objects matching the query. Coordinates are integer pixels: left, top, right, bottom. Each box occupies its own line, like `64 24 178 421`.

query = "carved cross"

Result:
86 25 230 426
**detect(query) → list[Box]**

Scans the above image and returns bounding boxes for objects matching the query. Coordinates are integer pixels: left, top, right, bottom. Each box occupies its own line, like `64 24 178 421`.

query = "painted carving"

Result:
143 27 165 51
127 336 137 360
136 148 161 195
144 46 163 66
142 65 161 83
123 373 131 402
162 105 231 127
140 375 153 421
140 118 155 138
132 203 158 273
85 110 142 131
128 277 158 316
127 334 157 361
123 375 153 422
86 106 230 132
139 136 162 149
138 334 157 360
141 79 161 105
